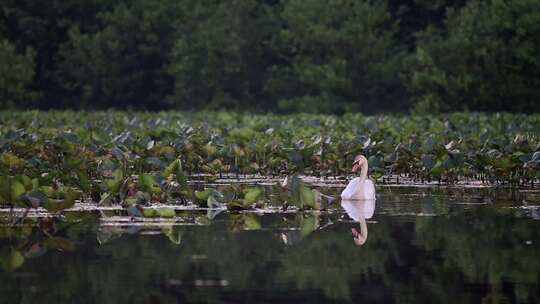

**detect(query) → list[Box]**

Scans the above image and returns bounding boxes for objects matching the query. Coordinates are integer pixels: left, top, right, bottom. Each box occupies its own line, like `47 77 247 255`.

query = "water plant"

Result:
0 111 538 212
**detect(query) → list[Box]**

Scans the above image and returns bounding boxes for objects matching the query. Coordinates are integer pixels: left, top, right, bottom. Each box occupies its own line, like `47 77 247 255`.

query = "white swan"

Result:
341 155 376 200
341 199 375 221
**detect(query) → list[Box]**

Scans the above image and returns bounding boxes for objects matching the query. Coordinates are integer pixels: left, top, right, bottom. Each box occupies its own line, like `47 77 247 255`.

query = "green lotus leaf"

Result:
42 189 81 212
0 248 25 271
157 207 176 218
1 153 25 170
243 187 263 204
143 208 158 218
162 159 181 178
11 180 26 202
138 174 161 194
227 200 251 211
195 189 214 202
106 169 125 194
299 185 315 209
163 159 188 188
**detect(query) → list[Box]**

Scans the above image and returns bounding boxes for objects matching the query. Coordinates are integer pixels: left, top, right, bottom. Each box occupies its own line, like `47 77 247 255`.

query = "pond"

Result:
1 185 540 304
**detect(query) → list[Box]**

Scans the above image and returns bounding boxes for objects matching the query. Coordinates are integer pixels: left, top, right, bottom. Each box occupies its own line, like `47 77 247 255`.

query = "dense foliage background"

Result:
1 0 539 113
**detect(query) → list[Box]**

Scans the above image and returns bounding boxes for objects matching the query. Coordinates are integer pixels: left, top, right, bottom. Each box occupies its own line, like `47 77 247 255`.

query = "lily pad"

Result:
0 248 25 271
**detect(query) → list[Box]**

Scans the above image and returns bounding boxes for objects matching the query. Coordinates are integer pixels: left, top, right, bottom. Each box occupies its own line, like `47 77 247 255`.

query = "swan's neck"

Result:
358 163 368 182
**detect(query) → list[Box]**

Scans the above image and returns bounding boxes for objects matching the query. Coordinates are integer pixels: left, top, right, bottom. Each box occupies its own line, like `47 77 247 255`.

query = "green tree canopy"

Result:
0 39 37 108
410 0 540 113
269 0 408 113
168 0 280 111
56 0 179 109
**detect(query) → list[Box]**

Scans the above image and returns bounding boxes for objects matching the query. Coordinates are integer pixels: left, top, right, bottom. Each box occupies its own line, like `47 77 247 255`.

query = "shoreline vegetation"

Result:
0 111 538 215
1 0 539 113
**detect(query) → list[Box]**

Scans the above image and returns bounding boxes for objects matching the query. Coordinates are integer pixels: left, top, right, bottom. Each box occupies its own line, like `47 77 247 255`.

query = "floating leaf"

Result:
1 153 25 170
299 185 315 209
15 175 33 191
195 189 212 202
157 208 176 218
243 187 263 204
106 169 124 194
0 248 25 271
143 208 158 218
227 200 251 211
10 180 26 202
139 174 161 194
163 159 188 188
43 189 81 212
163 159 181 178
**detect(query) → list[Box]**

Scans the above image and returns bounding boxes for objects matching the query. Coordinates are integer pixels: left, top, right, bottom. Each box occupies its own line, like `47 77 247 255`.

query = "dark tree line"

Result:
1 0 538 113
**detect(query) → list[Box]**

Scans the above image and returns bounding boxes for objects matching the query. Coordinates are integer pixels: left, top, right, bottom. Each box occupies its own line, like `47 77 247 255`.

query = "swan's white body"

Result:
341 198 375 221
340 177 376 200
340 154 376 201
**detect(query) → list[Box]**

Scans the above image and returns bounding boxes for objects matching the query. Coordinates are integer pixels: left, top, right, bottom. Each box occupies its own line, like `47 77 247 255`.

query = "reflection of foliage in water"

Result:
275 221 395 300
414 207 540 303
0 214 96 272
0 207 539 303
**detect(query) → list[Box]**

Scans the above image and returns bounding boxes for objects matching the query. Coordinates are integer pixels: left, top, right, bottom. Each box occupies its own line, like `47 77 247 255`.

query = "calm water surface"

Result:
1 188 540 303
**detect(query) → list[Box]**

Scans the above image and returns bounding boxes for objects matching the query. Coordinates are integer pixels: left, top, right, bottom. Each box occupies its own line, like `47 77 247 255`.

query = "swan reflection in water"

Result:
341 199 376 246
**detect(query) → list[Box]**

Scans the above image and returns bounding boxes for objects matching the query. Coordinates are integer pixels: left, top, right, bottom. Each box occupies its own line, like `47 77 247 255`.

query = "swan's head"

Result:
351 154 367 173
351 227 367 246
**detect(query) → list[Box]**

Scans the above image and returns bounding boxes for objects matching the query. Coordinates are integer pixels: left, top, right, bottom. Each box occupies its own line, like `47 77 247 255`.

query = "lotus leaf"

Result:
1 153 25 170
143 208 159 218
10 180 26 202
157 208 176 218
42 189 81 212
106 169 125 194
138 174 161 194
0 248 25 271
243 187 263 204
195 189 213 202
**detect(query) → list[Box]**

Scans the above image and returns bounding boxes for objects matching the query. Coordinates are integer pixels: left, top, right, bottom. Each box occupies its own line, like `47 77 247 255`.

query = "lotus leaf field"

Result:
0 111 539 214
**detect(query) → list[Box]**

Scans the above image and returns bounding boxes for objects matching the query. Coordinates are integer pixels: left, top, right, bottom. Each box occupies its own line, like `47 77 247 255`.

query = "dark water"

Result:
1 190 540 303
